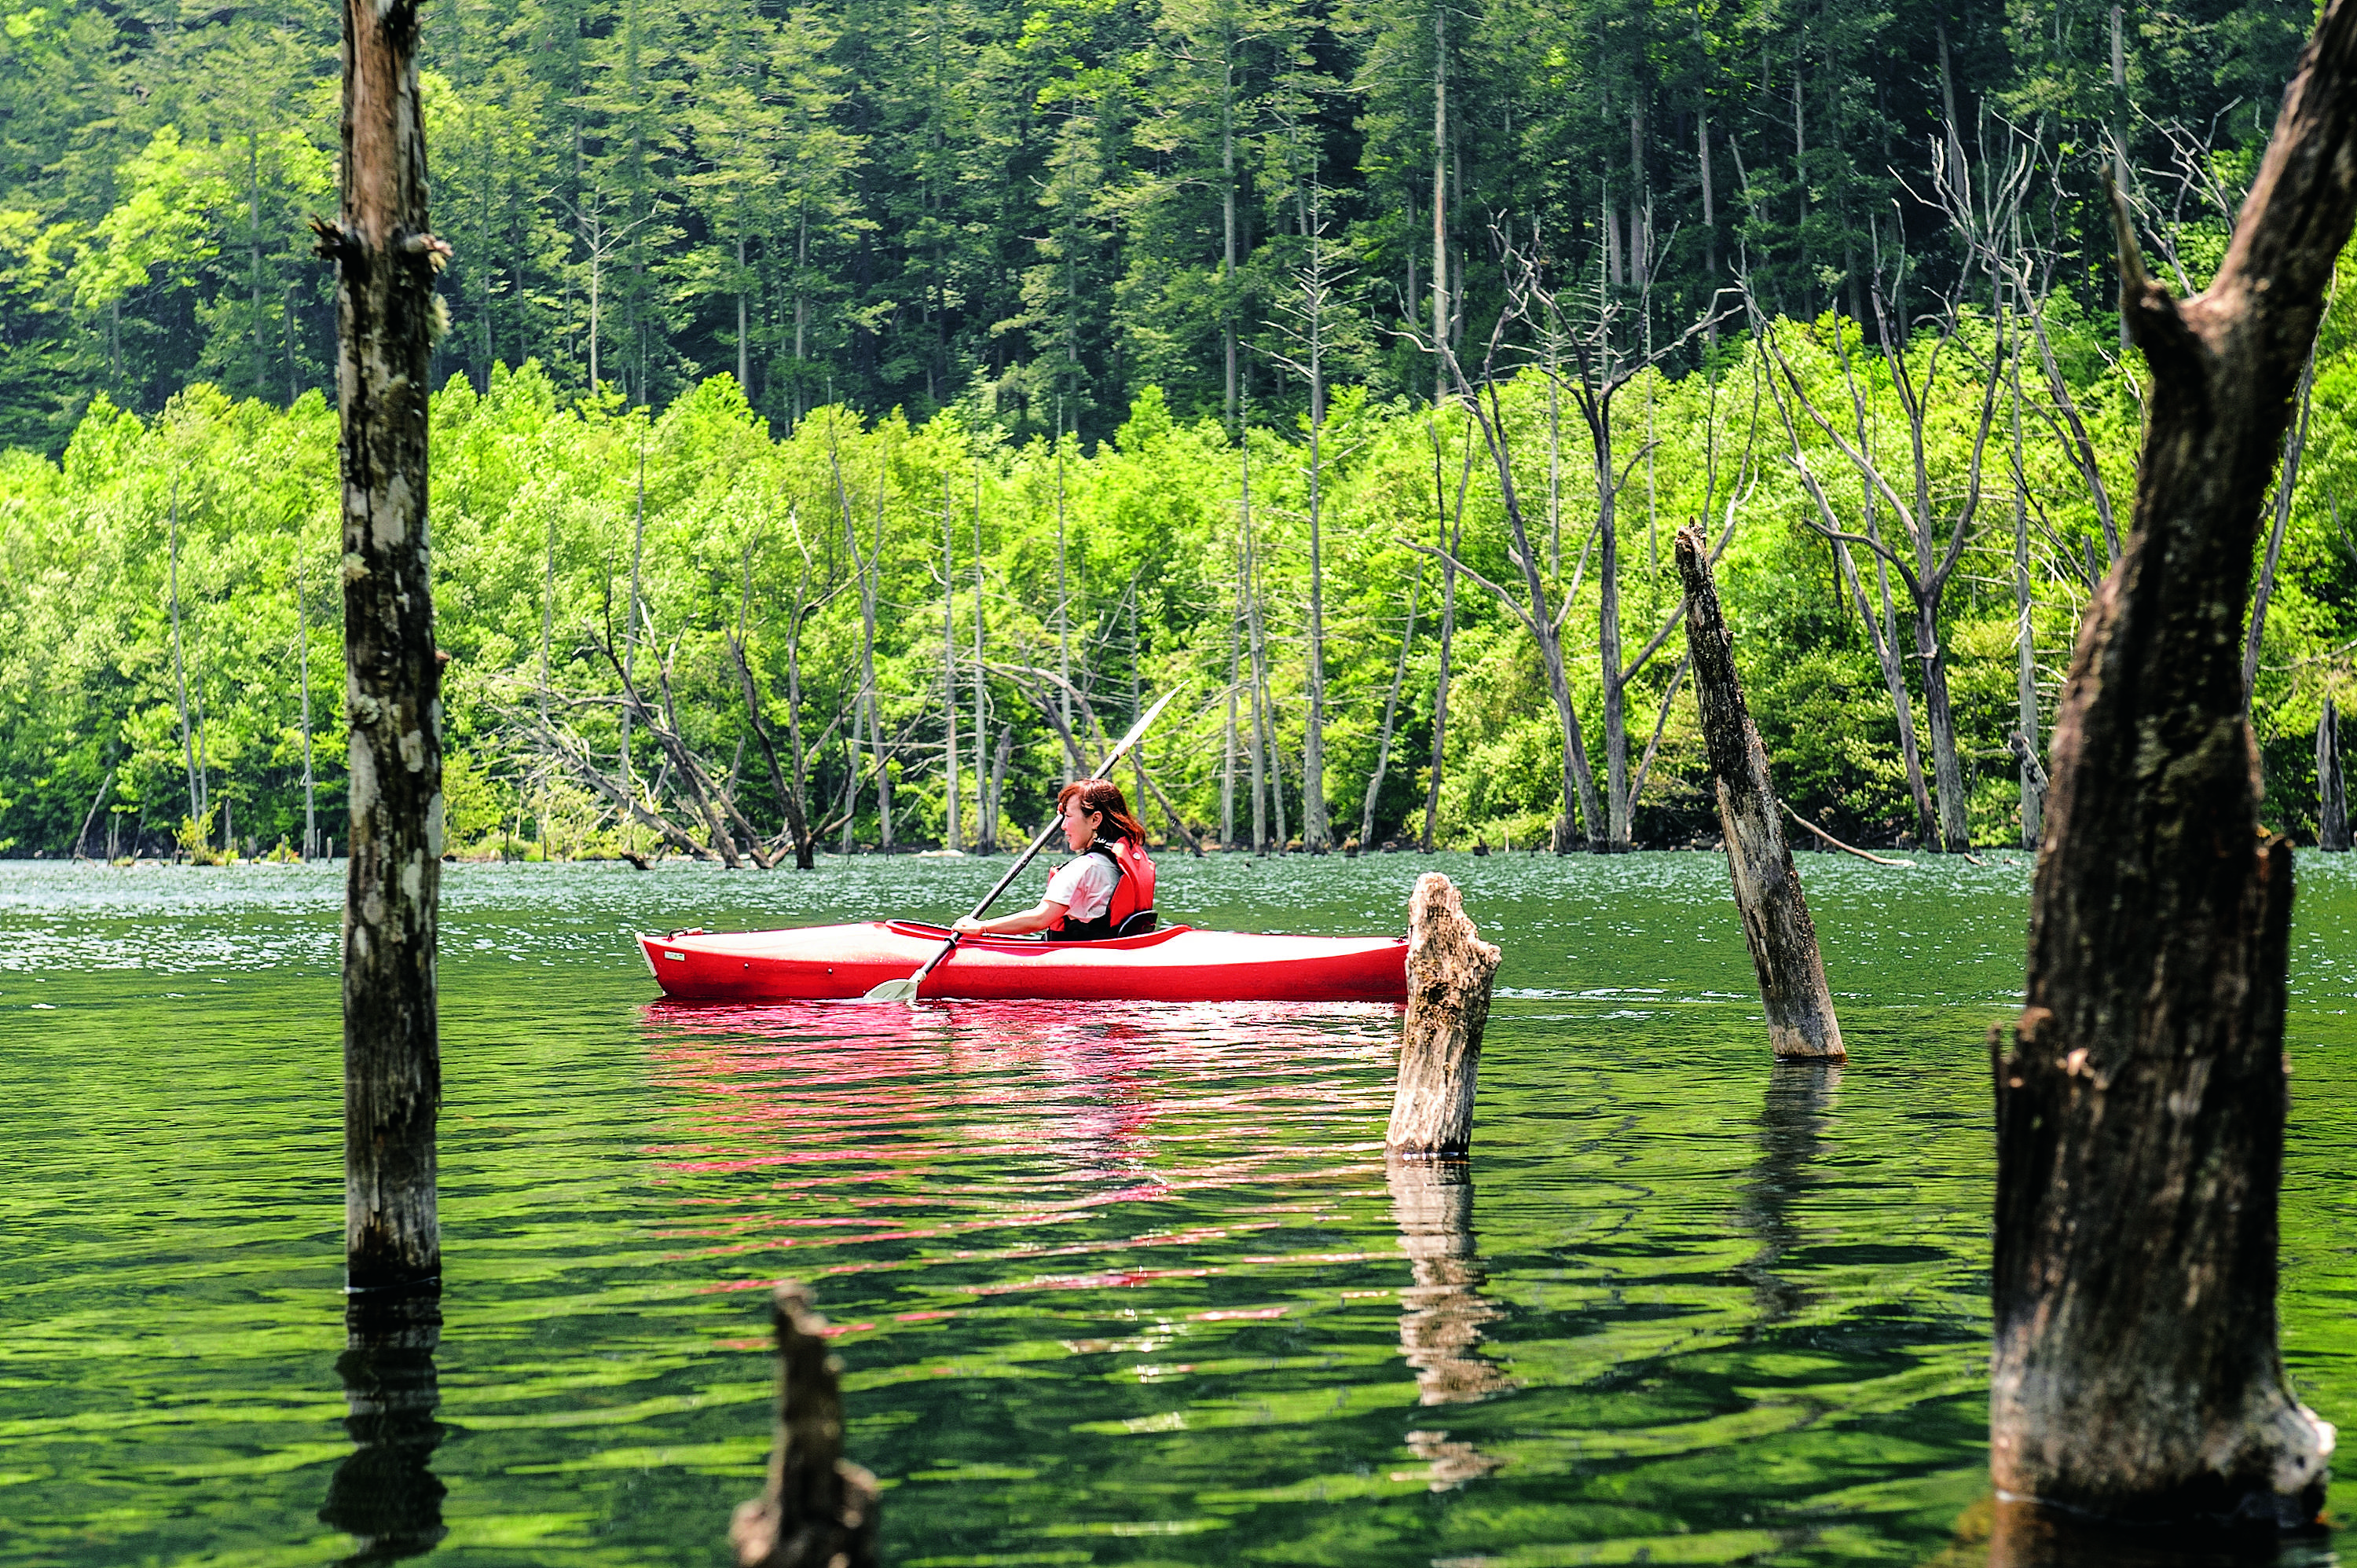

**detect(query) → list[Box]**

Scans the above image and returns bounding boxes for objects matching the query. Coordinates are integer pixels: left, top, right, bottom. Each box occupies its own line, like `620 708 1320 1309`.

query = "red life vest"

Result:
1051 837 1157 941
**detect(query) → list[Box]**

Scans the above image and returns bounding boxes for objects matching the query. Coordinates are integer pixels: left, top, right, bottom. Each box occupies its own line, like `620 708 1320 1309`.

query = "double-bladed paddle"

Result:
861 687 1181 1005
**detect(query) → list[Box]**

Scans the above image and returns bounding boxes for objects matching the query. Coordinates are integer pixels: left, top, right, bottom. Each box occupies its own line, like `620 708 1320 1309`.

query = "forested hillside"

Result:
0 0 2315 450
5 284 2354 864
1 0 2352 863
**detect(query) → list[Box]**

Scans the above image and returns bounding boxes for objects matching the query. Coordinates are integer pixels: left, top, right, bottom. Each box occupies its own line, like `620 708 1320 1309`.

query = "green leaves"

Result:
69 127 236 314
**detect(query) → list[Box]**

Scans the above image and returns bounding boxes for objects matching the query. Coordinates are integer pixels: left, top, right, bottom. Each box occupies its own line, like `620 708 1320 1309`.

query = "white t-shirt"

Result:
1044 852 1120 924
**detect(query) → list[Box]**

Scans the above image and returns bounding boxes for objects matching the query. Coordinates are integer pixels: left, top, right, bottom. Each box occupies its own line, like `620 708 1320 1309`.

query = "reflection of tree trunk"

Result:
1387 1154 1506 1490
320 1295 446 1565
1981 1493 2256 1568
1736 1061 1840 1324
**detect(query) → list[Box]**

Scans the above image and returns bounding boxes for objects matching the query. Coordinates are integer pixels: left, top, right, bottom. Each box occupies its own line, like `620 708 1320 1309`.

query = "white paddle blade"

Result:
860 976 921 1003
1107 688 1181 764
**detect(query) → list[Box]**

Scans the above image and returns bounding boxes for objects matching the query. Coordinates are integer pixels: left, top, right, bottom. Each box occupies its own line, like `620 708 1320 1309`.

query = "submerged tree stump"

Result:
1992 0 2357 1526
2321 698 2349 852
1673 523 1844 1062
731 1284 880 1568
1387 874 1500 1155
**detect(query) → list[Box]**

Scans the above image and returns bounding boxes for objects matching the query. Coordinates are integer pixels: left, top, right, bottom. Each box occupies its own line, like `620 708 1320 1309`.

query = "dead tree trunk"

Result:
1675 523 1844 1061
1358 567 1421 851
1387 873 1500 1155
984 724 1011 850
1992 0 2357 1524
730 1284 880 1568
315 0 443 1296
2320 698 2348 851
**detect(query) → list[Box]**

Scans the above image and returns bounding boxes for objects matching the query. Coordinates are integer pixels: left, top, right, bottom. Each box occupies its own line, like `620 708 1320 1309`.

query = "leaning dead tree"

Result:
1673 523 1843 1061
1991 0 2357 1526
313 0 444 1295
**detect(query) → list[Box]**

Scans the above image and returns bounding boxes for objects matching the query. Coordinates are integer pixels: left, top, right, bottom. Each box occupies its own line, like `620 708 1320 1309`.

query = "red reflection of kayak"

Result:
639 920 1409 1004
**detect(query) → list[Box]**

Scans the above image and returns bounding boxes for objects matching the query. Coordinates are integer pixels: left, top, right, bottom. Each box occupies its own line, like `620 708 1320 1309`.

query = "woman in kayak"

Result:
952 779 1157 941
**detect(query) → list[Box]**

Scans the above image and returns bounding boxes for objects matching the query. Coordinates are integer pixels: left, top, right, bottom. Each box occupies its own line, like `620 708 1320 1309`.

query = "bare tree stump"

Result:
1673 523 1844 1061
1992 1 2357 1526
731 1284 880 1568
321 0 443 1295
1387 874 1499 1155
2320 698 2349 852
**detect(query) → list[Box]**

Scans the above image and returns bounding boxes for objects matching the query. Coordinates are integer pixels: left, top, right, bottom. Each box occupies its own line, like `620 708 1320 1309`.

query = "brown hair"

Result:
1056 779 1149 846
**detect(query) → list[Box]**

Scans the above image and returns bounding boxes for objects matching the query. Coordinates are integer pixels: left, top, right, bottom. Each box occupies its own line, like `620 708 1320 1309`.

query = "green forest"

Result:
0 0 2352 860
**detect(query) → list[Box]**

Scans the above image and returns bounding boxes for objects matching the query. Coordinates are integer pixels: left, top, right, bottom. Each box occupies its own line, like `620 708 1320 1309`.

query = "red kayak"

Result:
640 920 1408 1003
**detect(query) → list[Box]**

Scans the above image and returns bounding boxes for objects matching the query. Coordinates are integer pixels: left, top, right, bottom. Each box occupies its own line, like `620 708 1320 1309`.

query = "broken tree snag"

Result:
1387 873 1501 1156
324 0 442 1295
1994 0 2357 1527
731 1283 880 1568
2320 698 2349 852
1673 523 1844 1062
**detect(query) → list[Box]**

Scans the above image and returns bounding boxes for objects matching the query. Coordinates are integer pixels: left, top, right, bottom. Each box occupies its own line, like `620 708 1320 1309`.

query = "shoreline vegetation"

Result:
3 0 2352 866
3 305 2355 866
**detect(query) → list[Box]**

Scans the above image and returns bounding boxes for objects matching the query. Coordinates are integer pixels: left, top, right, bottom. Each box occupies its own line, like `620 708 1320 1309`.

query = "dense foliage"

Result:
4 288 2353 859
0 0 2316 452
2 0 2352 860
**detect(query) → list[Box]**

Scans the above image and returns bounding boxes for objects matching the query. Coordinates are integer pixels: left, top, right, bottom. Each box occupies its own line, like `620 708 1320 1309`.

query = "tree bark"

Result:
298 551 320 859
1359 568 1421 849
2244 359 2313 703
1422 417 1461 852
942 475 960 852
2009 321 2044 850
1992 0 2357 1523
1674 523 1844 1061
169 484 200 828
973 467 988 852
318 0 443 1296
1303 336 1329 852
984 724 1010 851
729 1284 880 1568
1919 606 1972 851
2321 698 2349 851
1387 873 1500 1155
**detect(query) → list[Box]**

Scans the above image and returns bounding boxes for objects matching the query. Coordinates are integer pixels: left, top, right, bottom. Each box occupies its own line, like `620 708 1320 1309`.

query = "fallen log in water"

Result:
1673 523 1845 1062
1387 874 1500 1156
731 1284 880 1568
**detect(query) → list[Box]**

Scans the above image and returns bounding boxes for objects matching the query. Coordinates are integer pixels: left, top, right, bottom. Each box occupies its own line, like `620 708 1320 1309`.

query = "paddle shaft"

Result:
902 689 1178 991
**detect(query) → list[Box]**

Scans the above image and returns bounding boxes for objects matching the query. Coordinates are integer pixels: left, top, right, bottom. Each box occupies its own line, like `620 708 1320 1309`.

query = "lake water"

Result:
5 850 2355 1567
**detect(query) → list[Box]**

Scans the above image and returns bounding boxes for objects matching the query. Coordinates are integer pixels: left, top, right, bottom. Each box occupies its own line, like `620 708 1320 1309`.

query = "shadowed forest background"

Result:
1 0 2353 860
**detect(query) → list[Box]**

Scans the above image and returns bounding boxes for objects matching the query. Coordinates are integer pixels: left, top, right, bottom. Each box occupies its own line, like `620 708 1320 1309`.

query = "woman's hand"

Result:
951 915 983 934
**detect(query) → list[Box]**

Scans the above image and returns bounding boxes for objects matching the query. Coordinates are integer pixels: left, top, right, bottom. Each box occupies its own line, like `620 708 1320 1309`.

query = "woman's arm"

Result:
953 899 1068 936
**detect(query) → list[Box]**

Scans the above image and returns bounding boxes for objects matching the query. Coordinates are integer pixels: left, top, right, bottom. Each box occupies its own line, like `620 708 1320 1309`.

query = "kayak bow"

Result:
641 921 1407 1004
